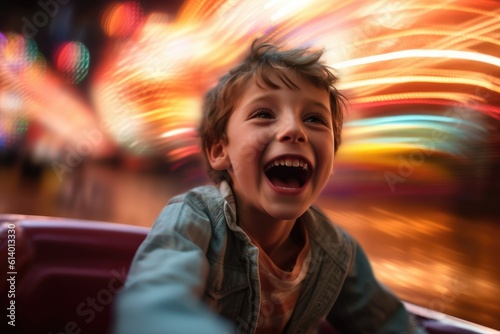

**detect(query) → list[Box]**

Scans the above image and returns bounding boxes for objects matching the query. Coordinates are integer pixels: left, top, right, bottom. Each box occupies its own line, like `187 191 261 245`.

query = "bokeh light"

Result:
0 32 7 50
0 91 28 149
0 33 38 149
53 41 90 84
0 33 108 159
0 32 39 71
101 1 144 38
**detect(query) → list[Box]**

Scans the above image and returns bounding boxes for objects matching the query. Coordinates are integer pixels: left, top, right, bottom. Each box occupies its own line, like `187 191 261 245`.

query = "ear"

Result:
206 140 231 171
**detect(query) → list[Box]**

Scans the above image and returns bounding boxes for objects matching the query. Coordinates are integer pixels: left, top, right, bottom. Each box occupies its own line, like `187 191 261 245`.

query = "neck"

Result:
244 220 294 256
235 202 301 259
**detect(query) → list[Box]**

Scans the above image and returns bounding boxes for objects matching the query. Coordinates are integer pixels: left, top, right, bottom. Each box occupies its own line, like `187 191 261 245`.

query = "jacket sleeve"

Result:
326 239 427 334
113 198 234 334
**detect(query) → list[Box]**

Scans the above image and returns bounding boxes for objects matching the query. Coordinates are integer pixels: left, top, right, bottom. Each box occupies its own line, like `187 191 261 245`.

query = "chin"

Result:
266 205 309 222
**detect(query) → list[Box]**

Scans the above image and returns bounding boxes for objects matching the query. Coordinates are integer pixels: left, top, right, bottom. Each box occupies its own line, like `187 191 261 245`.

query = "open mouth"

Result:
264 157 312 189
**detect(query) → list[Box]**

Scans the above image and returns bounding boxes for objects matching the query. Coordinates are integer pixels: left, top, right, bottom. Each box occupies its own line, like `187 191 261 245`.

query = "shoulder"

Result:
305 205 358 268
306 205 356 244
153 185 227 232
145 185 225 250
167 185 225 214
169 184 221 203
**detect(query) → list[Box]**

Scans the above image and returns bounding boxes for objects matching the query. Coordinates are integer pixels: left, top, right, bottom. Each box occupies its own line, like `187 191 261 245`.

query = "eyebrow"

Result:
243 93 331 114
307 100 331 114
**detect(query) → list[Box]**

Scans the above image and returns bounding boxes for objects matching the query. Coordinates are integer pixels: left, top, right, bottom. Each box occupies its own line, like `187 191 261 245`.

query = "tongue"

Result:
270 176 301 189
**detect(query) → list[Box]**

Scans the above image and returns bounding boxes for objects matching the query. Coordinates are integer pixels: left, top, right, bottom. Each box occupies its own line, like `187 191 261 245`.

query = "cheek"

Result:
318 141 335 174
226 146 260 180
233 134 272 170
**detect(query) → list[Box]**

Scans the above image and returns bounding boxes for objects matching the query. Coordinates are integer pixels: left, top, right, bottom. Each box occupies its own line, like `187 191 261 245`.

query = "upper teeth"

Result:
266 158 309 171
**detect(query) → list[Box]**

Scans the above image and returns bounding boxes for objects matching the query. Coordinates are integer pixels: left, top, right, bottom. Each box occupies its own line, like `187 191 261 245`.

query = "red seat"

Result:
0 215 489 334
0 215 148 334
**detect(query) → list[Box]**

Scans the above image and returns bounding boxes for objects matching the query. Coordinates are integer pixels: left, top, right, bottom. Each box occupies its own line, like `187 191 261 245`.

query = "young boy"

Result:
113 40 425 334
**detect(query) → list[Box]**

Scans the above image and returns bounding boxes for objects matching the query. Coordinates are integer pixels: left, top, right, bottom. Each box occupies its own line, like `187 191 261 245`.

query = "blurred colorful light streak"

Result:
346 114 485 131
1 0 498 175
88 0 498 167
341 114 486 161
338 74 500 94
332 49 500 70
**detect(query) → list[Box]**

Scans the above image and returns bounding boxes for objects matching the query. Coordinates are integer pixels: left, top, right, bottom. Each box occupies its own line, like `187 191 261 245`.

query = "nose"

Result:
277 115 307 143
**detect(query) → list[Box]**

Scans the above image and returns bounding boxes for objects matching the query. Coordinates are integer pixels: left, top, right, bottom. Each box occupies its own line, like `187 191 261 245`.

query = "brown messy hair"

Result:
199 39 347 184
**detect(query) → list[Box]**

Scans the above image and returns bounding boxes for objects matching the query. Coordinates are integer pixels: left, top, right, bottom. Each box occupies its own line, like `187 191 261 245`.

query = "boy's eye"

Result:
304 113 327 125
250 108 274 119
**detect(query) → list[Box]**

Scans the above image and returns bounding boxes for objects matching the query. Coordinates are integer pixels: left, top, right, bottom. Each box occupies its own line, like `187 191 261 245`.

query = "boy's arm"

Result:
326 240 427 334
113 201 234 334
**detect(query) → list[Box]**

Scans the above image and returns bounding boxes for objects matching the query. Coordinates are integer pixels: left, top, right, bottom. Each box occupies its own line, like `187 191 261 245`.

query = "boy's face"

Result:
209 73 335 222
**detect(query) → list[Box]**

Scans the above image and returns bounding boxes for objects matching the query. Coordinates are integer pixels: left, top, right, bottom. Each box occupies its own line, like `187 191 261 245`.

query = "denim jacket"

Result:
114 182 424 334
